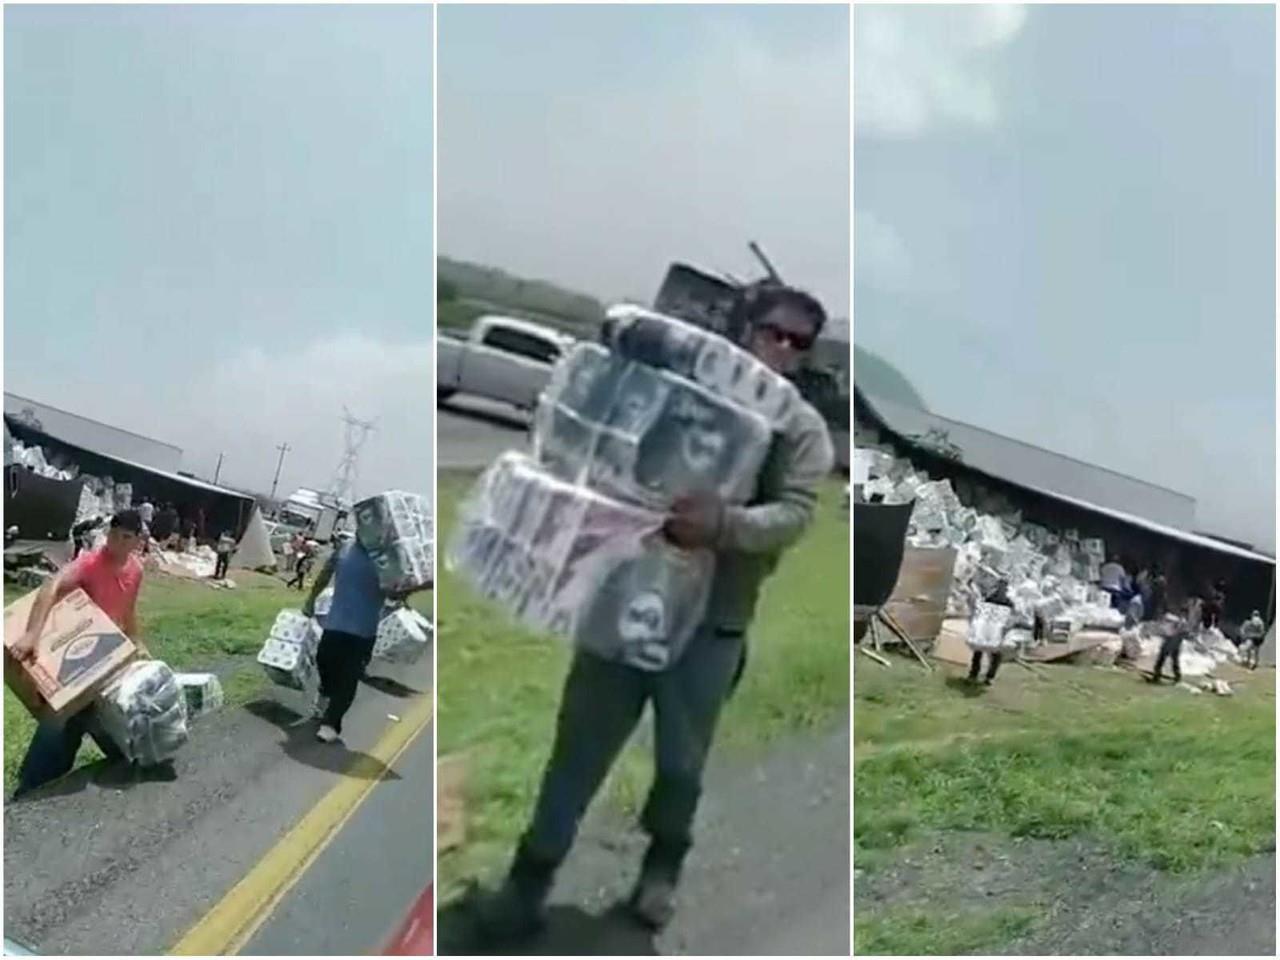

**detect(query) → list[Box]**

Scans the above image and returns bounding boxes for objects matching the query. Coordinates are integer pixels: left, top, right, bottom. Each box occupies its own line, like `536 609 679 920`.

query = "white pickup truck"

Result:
437 315 575 410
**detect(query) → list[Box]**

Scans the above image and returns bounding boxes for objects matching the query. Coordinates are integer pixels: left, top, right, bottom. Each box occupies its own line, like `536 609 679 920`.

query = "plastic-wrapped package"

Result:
257 609 322 690
353 491 434 593
601 304 800 425
175 672 224 721
448 453 714 671
313 587 335 627
534 343 772 509
967 602 1014 651
373 607 433 664
96 660 189 765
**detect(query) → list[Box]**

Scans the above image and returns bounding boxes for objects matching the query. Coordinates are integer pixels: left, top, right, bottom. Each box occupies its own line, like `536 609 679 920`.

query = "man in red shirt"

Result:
11 510 149 798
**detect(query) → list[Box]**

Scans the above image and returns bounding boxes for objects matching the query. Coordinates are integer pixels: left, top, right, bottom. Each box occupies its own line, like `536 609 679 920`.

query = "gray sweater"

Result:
703 397 835 632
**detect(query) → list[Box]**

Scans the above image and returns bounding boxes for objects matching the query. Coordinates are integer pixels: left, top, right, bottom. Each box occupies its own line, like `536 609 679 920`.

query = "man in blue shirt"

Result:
302 535 405 743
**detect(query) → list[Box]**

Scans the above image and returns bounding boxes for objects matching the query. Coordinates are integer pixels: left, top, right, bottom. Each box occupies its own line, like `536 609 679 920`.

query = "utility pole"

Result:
270 443 291 502
213 453 224 485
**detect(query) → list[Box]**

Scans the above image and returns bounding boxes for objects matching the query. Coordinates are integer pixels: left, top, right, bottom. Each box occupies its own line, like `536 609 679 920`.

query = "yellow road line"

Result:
170 691 434 956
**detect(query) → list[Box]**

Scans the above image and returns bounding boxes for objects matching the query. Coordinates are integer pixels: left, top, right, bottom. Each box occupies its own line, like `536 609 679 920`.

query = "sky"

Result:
855 4 1276 551
5 5 433 499
438 4 850 333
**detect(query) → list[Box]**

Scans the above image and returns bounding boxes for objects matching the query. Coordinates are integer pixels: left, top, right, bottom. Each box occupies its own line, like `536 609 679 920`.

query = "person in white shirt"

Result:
1240 610 1267 670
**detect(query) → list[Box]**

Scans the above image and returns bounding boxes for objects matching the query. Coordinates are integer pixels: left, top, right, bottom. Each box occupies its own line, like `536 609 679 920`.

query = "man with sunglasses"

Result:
478 284 835 942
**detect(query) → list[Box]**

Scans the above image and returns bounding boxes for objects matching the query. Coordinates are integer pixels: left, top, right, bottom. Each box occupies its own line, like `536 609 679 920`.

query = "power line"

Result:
328 408 375 504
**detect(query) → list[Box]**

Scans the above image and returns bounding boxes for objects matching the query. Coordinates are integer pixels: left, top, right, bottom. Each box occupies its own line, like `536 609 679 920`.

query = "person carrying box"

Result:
9 510 151 798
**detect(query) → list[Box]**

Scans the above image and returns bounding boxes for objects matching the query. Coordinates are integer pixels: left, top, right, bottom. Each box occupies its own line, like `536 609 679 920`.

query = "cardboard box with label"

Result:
3 587 140 720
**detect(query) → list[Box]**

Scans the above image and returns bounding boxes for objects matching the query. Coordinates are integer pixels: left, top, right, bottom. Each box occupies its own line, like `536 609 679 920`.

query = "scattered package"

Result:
257 608 321 690
373 607 433 664
96 660 189 764
175 672 224 721
3 587 140 719
449 452 714 671
354 491 434 594
534 343 771 509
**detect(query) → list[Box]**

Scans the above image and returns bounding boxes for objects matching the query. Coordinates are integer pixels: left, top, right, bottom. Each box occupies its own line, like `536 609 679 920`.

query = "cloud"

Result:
855 5 1027 138
854 209 911 292
439 11 850 318
48 334 434 501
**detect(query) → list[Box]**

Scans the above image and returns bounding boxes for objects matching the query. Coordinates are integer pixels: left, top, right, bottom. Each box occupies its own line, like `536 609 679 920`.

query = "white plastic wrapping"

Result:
967 602 1015 651
373 607 433 664
96 660 189 765
175 672 224 721
448 452 714 671
257 609 322 690
601 304 801 425
353 491 434 594
534 343 773 510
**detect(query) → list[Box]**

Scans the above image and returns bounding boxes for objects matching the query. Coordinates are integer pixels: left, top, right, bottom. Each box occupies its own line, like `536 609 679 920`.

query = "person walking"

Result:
1151 608 1193 684
213 531 235 580
287 539 315 590
302 535 419 743
10 511 151 797
1240 610 1267 670
476 284 835 941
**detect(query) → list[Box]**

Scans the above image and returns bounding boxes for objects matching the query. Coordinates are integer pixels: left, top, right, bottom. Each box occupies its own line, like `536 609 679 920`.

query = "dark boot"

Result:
628 837 689 931
475 840 557 945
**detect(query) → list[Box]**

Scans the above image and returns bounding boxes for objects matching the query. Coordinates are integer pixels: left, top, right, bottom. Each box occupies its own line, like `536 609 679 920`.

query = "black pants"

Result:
288 559 312 590
315 630 376 734
1153 635 1182 682
968 650 1002 682
214 552 230 579
519 629 746 876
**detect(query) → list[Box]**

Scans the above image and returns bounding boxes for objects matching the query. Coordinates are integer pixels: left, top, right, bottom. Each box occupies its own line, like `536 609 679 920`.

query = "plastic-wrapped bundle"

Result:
257 609 321 690
448 453 714 671
967 602 1014 651
373 607 433 664
175 672 224 721
534 343 771 509
354 491 434 593
313 587 335 627
96 660 189 765
601 304 800 425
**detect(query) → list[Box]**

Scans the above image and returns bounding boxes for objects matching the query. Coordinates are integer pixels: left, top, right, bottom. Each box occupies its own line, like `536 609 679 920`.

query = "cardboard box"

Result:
3 587 139 720
884 546 958 642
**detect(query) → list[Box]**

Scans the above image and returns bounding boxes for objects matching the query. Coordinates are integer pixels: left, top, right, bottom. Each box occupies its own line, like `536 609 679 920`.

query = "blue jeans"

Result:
14 707 124 798
522 627 746 865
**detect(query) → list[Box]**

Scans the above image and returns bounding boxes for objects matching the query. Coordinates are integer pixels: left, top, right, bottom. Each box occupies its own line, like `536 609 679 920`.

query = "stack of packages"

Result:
860 452 1125 636
257 608 322 690
95 661 189 765
374 606 433 664
354 491 434 594
450 305 787 671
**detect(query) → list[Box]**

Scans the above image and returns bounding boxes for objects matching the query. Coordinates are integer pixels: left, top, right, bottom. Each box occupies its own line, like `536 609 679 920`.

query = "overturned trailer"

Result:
5 415 256 542
855 387 1276 635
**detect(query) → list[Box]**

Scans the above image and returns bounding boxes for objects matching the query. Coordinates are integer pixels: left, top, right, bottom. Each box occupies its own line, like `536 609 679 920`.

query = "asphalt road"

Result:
440 723 851 956
437 396 530 470
3 652 433 956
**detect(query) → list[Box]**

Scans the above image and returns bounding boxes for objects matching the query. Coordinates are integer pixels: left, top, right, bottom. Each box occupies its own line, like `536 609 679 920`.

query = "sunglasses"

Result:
759 323 815 352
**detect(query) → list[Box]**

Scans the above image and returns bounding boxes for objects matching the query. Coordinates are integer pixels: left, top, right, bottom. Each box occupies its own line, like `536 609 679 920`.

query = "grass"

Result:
855 661 1275 874
3 568 316 795
436 468 850 898
854 905 1038 956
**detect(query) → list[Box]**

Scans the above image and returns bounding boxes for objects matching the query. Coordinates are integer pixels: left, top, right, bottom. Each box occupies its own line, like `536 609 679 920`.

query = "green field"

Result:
854 655 1276 954
436 469 850 898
